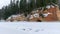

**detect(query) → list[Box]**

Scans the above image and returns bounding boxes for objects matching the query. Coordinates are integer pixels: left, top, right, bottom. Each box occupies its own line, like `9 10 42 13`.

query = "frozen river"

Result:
0 22 60 34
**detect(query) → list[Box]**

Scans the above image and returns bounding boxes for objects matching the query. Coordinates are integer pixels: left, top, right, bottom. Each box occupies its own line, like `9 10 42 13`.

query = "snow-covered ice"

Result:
0 22 60 34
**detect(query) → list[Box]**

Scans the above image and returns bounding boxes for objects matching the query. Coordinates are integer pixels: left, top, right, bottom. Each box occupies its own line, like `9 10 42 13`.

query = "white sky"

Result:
0 0 10 9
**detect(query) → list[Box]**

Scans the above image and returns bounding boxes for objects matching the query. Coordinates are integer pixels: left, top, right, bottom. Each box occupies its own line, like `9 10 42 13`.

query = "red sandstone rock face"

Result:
6 6 60 22
57 11 60 21
44 7 58 21
29 6 59 21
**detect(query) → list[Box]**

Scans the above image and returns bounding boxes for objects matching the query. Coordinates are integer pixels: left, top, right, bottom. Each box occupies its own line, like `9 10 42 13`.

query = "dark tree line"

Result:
0 0 58 20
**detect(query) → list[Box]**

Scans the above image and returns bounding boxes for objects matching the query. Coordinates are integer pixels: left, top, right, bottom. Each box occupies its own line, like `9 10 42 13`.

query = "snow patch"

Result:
0 22 60 34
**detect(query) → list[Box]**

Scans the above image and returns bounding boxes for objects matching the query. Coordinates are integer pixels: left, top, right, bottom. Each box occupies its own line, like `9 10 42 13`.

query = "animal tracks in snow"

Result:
16 27 44 32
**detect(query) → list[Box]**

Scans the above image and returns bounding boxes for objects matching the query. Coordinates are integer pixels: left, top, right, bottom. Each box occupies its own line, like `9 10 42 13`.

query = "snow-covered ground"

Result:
0 22 60 34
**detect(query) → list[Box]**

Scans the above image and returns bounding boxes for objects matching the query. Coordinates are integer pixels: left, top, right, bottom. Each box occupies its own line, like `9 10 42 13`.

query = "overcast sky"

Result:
0 0 10 9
